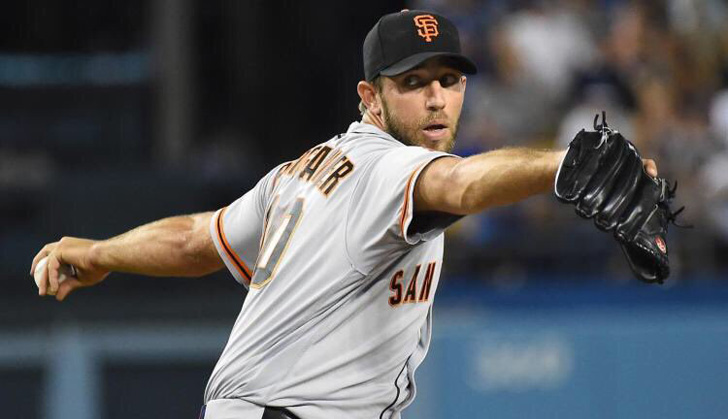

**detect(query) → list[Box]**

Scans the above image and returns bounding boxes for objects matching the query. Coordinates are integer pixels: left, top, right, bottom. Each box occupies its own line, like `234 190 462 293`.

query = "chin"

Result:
385 123 455 152
422 137 455 153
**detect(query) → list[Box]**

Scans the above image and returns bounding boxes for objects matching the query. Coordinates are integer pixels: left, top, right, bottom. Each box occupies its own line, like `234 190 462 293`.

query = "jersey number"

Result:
251 198 304 288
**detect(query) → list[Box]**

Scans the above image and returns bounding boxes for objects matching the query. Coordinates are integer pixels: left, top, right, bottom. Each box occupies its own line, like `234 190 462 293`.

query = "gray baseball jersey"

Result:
206 121 459 419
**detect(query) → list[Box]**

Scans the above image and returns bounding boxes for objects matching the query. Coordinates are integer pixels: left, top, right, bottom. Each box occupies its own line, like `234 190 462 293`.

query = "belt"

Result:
198 404 301 419
262 406 301 419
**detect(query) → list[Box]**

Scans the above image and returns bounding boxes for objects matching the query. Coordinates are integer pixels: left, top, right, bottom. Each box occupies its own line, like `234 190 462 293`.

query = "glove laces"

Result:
593 111 613 148
663 181 692 229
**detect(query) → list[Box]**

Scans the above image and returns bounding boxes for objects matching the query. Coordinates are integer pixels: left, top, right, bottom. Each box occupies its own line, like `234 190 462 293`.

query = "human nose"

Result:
425 80 446 111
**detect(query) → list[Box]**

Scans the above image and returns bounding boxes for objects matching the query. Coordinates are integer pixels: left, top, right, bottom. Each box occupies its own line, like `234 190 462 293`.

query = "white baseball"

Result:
34 256 75 295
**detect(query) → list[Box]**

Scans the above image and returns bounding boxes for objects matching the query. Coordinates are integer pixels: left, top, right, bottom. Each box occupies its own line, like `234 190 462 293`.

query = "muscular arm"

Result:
90 212 224 277
31 212 225 300
414 148 566 215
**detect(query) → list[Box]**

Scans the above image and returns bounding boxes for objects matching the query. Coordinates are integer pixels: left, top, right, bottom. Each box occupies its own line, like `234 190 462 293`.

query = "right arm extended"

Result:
30 212 224 301
414 147 566 215
413 146 658 215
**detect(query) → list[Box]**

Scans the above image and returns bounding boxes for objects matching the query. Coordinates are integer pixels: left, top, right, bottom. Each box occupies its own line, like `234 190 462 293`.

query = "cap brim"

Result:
379 52 477 78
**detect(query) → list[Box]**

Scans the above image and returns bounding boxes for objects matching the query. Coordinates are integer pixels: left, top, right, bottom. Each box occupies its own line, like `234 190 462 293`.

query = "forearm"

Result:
89 212 222 277
452 147 565 213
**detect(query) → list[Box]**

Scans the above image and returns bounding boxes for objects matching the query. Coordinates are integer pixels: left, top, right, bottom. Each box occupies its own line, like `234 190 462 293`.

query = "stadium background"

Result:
1 0 727 417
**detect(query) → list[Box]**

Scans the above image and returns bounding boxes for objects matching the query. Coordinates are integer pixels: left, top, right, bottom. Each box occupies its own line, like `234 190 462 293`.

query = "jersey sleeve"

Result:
209 165 284 288
345 146 458 274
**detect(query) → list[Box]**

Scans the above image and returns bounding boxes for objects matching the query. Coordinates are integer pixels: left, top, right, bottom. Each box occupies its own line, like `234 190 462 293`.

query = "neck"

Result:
361 110 387 132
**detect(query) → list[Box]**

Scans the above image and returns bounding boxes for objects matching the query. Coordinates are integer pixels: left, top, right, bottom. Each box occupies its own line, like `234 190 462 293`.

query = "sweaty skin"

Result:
32 56 658 301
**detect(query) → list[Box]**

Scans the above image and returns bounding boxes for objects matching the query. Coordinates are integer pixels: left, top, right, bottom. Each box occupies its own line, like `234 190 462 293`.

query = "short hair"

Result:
358 77 383 116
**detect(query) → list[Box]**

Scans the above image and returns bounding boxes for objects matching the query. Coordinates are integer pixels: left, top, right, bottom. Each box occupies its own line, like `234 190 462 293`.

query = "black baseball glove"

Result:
555 113 685 284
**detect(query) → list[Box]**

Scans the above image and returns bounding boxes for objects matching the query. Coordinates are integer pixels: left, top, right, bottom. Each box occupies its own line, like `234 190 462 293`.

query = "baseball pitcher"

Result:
31 9 674 419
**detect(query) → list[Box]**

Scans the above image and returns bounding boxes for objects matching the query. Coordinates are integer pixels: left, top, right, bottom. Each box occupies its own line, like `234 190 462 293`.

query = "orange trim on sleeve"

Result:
216 207 252 282
399 163 427 239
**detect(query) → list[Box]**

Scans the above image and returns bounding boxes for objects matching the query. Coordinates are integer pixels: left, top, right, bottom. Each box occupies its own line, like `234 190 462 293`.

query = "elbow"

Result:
179 234 212 277
449 164 506 214
448 165 483 215
179 231 207 276
180 214 222 277
458 186 488 215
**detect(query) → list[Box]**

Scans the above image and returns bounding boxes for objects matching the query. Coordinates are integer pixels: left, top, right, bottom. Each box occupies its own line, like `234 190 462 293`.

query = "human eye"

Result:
403 75 423 88
439 73 460 87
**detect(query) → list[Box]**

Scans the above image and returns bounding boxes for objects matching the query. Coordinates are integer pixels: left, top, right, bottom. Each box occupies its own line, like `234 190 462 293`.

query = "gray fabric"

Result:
206 122 457 418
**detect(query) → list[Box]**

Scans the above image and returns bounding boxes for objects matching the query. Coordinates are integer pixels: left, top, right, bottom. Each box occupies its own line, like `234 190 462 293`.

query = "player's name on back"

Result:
279 144 354 197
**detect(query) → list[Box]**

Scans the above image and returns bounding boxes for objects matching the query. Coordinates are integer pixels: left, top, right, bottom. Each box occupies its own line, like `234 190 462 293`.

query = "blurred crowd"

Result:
412 0 728 280
3 1 727 289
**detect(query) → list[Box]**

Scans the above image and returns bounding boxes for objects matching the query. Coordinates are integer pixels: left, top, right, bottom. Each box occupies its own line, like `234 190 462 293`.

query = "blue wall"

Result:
407 282 728 419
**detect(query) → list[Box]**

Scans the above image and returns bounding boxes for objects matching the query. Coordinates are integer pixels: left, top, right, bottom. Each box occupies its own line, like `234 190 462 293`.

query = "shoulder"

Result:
339 121 402 151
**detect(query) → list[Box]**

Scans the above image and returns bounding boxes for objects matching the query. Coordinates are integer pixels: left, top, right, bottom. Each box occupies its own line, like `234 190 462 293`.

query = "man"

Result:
31 10 658 419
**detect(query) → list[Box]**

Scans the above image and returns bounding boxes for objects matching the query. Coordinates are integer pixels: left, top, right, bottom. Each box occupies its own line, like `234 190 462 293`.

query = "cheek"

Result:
388 97 421 125
448 95 463 122
447 93 464 116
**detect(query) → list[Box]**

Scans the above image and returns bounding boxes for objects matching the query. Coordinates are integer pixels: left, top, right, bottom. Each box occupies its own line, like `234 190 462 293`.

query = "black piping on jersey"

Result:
216 211 252 281
379 355 412 419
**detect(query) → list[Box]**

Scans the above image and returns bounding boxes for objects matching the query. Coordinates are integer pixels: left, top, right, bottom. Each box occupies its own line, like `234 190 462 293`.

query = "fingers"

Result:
37 258 49 296
31 241 67 297
55 278 82 302
31 237 100 301
30 242 56 276
47 254 62 296
642 158 658 178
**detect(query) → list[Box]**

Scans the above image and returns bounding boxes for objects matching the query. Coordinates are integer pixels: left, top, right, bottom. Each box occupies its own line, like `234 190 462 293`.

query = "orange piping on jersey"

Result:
400 163 427 239
216 207 252 282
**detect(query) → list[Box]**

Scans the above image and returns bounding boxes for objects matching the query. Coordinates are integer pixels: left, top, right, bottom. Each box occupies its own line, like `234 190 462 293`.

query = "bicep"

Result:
413 156 466 215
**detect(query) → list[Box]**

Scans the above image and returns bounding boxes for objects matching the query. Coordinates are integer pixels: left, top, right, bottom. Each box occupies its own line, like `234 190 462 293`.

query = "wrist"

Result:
548 150 567 182
87 240 107 271
551 149 567 170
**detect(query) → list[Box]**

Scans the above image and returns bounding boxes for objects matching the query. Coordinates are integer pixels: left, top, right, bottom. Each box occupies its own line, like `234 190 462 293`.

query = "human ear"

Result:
357 81 381 115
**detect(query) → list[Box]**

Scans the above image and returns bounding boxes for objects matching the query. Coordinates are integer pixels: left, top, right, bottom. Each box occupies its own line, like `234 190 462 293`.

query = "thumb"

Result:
55 278 83 302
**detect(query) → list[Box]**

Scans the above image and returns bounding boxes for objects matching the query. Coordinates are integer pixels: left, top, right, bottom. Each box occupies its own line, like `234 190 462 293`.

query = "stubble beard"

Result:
380 98 457 153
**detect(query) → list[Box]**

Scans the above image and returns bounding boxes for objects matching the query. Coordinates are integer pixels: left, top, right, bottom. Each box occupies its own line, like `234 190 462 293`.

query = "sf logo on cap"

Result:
414 15 439 42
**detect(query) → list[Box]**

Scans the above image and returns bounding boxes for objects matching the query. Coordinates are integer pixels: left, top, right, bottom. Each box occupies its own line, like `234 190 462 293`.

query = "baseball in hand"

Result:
34 256 76 295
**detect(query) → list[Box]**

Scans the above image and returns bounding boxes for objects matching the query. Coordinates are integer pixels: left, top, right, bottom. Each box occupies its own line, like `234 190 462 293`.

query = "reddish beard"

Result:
381 98 457 153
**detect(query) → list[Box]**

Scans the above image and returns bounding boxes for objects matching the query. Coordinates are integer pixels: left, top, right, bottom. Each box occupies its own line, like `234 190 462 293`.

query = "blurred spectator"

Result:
499 1 597 102
5 0 728 282
431 0 728 279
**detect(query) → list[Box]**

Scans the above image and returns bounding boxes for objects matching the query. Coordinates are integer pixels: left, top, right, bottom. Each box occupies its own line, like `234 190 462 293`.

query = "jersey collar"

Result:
346 121 401 145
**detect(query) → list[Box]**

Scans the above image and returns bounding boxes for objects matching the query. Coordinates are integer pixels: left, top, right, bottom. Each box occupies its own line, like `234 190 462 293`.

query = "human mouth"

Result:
422 121 449 140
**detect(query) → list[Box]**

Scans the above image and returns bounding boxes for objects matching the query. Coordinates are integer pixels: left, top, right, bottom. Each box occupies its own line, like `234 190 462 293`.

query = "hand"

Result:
642 158 658 177
30 237 110 301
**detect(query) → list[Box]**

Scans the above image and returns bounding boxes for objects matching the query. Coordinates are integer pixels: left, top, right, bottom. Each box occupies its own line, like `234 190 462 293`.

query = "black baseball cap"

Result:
363 9 477 81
